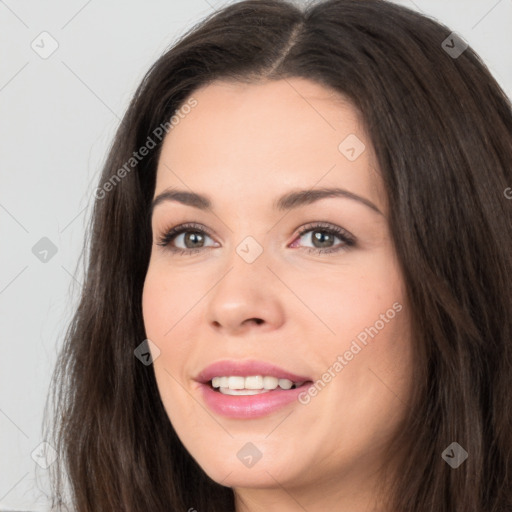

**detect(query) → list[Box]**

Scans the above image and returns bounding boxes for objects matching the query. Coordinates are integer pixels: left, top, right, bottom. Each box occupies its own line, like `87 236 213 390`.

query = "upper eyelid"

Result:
158 221 344 237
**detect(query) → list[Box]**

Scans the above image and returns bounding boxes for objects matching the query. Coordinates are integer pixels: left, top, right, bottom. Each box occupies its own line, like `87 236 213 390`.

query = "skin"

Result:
142 77 414 512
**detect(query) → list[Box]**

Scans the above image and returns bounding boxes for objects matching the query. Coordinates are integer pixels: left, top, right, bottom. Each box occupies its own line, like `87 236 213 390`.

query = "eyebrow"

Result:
151 187 383 216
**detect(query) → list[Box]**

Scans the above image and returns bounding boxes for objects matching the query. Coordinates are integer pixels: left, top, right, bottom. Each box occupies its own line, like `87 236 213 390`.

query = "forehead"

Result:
154 78 385 215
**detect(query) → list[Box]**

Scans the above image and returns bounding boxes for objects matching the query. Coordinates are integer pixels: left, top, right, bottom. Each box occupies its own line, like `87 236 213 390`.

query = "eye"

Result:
156 222 218 255
156 221 356 256
291 222 356 255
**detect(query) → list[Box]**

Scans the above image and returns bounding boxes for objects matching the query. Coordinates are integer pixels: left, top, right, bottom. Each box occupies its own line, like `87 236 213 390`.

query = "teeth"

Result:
263 376 279 389
228 376 245 389
245 375 264 389
210 375 305 392
278 379 293 390
219 388 272 396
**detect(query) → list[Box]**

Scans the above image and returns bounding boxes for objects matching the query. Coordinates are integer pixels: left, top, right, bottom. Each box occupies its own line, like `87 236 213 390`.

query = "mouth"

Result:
194 360 314 417
198 378 315 419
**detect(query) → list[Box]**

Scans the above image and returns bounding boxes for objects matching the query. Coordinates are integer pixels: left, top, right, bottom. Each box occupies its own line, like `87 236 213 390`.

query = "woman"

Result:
44 0 512 510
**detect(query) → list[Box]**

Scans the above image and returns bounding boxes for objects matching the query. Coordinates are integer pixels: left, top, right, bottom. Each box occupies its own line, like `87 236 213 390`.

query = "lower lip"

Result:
198 382 313 419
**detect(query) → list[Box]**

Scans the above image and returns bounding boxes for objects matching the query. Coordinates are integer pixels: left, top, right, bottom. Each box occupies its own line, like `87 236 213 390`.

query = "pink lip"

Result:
194 360 314 419
194 359 312 384
198 381 314 418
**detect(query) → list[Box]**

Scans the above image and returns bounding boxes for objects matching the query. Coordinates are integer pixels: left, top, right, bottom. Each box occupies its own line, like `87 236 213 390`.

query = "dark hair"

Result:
44 0 512 510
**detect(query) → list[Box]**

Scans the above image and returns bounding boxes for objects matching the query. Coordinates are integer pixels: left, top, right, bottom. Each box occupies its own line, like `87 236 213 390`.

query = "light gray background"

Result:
1 1 511 510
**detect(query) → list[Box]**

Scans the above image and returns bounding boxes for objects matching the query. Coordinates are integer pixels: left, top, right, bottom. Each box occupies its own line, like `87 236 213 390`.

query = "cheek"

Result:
141 268 196 417
141 264 203 376
142 271 166 340
141 266 190 377
300 248 411 402
323 284 412 429
303 252 405 343
142 263 195 338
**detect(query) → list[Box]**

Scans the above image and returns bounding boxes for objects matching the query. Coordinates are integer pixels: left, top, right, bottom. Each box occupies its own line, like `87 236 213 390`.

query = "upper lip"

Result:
195 360 313 384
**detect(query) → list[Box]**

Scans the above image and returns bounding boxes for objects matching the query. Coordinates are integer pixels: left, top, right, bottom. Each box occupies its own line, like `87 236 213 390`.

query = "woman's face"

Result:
142 78 413 506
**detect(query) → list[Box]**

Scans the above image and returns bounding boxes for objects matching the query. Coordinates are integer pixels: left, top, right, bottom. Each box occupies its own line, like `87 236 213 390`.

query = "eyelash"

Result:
155 221 356 256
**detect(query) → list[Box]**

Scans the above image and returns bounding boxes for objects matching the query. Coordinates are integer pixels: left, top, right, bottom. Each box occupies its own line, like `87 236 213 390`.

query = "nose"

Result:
205 252 285 336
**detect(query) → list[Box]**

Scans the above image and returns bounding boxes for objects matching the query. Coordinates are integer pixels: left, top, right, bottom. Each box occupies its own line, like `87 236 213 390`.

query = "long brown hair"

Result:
44 0 512 510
